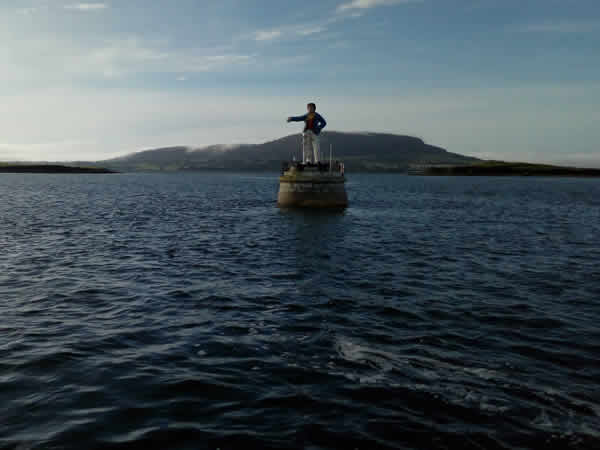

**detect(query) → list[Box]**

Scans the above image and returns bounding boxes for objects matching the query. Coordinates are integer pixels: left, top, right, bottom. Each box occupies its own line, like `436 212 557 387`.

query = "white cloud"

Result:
551 153 600 168
1 84 599 165
16 7 42 15
85 37 169 77
88 41 255 77
14 2 106 14
254 30 283 41
515 21 600 33
0 89 303 160
337 0 422 13
252 24 327 42
253 20 333 41
250 0 394 44
64 3 108 11
1 2 597 166
0 31 254 82
297 26 325 36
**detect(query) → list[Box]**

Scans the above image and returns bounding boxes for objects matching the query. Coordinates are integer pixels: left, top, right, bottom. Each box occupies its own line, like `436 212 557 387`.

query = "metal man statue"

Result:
287 102 327 164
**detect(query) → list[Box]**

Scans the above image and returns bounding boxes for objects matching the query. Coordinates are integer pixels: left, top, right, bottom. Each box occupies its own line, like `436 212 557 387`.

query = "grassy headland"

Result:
418 161 600 177
0 164 116 174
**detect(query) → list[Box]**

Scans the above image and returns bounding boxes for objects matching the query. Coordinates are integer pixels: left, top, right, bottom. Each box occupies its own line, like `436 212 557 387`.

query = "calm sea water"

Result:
1 172 599 450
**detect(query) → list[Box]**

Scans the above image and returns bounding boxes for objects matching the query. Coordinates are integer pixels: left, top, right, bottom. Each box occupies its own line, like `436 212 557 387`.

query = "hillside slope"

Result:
94 132 479 172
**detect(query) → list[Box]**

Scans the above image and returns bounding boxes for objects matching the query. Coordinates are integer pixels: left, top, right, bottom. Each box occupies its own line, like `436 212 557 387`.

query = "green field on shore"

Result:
423 161 600 177
0 164 115 174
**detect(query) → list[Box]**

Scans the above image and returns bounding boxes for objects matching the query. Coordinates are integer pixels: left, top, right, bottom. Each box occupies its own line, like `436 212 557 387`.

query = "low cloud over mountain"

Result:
92 132 478 172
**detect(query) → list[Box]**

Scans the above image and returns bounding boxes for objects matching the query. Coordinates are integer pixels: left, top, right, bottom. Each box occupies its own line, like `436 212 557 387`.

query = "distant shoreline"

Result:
0 165 116 174
2 162 599 177
410 162 600 178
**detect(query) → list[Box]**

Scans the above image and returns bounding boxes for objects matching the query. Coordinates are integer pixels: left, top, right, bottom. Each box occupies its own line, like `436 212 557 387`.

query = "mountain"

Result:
91 132 479 172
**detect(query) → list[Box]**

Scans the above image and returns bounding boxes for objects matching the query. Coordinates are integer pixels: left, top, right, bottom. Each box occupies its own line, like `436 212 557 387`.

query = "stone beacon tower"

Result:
277 140 348 208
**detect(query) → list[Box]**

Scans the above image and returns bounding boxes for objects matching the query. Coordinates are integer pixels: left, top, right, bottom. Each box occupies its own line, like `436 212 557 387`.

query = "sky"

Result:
1 0 599 165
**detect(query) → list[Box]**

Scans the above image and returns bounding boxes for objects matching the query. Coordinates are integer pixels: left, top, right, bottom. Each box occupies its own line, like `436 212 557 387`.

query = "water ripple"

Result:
1 173 599 449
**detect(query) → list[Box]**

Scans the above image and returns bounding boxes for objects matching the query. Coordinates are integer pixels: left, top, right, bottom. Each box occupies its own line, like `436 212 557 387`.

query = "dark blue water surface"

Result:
1 173 600 450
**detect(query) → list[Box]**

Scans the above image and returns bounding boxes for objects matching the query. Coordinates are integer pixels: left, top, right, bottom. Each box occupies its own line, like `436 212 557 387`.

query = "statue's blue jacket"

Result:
289 113 327 135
